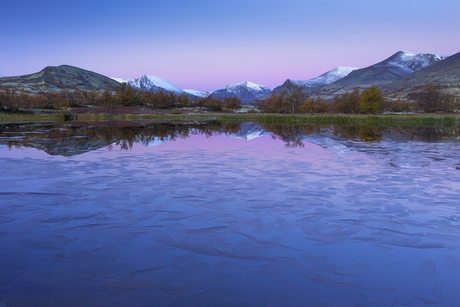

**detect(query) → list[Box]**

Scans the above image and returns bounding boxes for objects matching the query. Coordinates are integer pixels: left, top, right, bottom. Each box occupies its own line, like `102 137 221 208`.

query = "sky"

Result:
1 0 459 92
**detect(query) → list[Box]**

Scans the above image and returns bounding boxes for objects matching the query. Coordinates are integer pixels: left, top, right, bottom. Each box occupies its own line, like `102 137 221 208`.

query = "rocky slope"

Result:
381 51 460 97
0 65 119 94
305 51 447 100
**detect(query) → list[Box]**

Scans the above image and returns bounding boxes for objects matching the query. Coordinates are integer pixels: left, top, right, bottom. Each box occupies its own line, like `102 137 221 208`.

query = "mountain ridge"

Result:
381 51 460 97
304 51 448 100
273 67 359 93
0 65 119 94
211 81 272 103
126 75 184 94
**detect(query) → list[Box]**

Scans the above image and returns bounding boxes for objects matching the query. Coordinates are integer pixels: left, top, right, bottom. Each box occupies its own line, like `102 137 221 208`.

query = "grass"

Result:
1 112 459 127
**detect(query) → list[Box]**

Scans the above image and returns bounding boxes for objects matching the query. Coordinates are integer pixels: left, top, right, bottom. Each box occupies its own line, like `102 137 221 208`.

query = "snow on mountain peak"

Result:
110 77 127 83
287 67 359 88
126 75 184 94
225 81 271 92
183 89 208 97
211 81 272 103
386 51 447 73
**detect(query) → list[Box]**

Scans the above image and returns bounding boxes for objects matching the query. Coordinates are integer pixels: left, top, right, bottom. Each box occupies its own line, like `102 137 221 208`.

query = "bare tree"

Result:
409 84 455 113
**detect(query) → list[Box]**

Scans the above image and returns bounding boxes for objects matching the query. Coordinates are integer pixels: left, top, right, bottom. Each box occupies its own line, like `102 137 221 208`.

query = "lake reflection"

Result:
1 121 460 306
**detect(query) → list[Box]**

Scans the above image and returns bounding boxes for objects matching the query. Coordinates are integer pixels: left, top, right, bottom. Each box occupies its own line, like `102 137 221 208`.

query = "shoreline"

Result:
1 111 459 127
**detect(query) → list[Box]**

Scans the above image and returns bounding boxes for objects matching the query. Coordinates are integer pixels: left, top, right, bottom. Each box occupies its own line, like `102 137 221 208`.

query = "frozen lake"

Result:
1 122 460 306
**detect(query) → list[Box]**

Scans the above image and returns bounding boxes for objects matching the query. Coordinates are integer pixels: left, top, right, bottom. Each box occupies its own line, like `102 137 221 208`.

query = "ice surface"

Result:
1 124 460 306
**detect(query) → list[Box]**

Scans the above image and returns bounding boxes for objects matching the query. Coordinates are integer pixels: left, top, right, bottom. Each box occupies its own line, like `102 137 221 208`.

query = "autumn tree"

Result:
97 87 117 109
333 88 361 113
83 90 99 106
360 86 384 114
282 83 306 114
179 93 190 106
115 83 140 106
60 89 86 107
259 84 306 113
385 98 411 112
0 86 29 112
142 90 178 109
299 97 330 113
408 84 455 113
259 93 284 113
223 96 241 111
195 94 224 111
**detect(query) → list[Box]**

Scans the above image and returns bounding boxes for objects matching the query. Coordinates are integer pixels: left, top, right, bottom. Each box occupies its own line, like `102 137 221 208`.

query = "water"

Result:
1 122 460 306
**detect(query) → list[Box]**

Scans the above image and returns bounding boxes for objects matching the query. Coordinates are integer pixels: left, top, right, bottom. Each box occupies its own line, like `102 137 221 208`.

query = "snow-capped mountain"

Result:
183 89 208 97
383 51 446 73
305 51 447 100
110 77 127 83
125 75 184 94
0 74 5 78
111 76 207 97
381 51 460 97
274 67 358 93
211 81 272 103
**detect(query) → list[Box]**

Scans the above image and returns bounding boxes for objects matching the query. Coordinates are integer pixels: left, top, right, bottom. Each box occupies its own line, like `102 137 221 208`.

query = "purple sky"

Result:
1 0 459 91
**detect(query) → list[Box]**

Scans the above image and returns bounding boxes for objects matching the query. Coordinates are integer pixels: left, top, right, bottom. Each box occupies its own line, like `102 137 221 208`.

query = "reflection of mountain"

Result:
26 139 114 156
140 137 171 147
224 124 266 140
1 122 460 157
303 134 351 153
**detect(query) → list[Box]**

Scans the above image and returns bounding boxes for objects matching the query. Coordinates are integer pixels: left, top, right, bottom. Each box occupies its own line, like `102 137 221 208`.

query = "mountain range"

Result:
111 75 210 98
273 67 358 93
304 51 447 100
210 81 272 103
1 50 458 102
95 50 460 102
381 51 460 97
126 75 184 94
112 76 270 101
